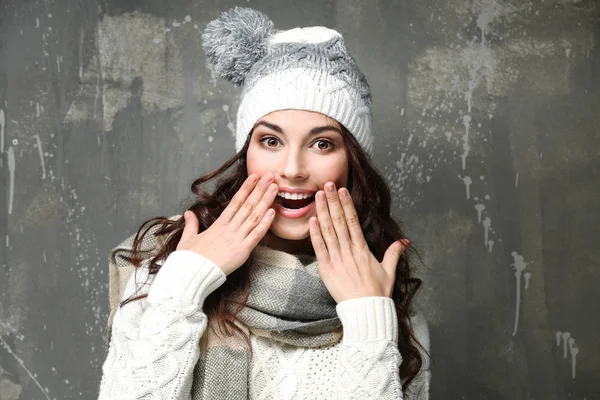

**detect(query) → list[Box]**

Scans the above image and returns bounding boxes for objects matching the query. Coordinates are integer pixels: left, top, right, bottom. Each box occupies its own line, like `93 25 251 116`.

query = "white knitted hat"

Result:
202 7 373 156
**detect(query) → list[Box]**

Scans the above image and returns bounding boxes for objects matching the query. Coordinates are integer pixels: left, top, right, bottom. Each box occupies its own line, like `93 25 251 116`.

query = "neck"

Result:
259 231 315 257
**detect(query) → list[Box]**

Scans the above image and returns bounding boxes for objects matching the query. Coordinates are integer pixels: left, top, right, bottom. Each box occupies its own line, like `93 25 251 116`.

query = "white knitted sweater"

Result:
98 249 431 399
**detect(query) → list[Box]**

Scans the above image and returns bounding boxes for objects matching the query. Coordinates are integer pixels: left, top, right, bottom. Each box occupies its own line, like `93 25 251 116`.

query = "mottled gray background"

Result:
0 0 598 399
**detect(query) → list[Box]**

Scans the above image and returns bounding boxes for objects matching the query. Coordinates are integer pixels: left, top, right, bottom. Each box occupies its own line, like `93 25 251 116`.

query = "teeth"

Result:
277 192 313 200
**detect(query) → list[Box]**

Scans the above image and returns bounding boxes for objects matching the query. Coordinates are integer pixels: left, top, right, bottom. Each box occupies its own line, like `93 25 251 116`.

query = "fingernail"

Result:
269 183 278 193
325 183 334 192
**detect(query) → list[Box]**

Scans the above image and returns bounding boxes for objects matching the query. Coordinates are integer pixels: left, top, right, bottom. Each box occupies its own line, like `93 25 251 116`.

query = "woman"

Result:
98 7 431 399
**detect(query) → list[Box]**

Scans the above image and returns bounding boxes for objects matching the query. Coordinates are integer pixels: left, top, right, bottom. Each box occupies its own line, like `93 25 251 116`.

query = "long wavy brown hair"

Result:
122 124 428 390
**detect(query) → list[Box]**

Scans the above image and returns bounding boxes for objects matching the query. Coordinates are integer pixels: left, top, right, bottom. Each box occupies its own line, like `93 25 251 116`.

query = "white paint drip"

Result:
482 217 491 246
36 102 41 118
476 0 502 46
7 146 15 215
0 334 52 400
458 175 472 199
570 344 579 379
487 239 494 252
223 104 234 134
515 172 519 187
556 331 579 379
475 203 485 223
35 134 46 179
78 30 84 80
561 332 571 358
523 272 531 289
511 251 528 335
461 115 471 170
0 108 5 152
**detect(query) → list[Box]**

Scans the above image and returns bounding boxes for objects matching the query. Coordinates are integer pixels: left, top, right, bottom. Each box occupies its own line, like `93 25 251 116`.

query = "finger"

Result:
339 187 369 250
179 211 199 247
229 173 274 230
315 190 340 257
309 216 330 263
242 208 276 250
323 183 352 251
217 174 259 225
239 182 279 236
382 239 409 276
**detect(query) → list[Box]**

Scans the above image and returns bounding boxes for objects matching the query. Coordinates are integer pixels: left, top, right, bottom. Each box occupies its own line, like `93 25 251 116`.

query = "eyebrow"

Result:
254 121 342 136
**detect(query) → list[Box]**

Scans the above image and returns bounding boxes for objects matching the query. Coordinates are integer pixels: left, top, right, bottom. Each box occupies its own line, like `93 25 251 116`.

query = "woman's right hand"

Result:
176 172 278 276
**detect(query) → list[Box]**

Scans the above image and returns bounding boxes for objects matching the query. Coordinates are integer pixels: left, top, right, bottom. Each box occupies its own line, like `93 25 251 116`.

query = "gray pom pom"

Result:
202 7 276 86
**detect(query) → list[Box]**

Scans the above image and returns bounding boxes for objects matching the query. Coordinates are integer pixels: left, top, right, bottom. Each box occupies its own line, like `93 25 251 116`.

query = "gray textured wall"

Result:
0 0 598 399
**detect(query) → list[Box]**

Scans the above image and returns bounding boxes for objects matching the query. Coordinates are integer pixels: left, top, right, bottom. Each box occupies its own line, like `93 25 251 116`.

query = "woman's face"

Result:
246 109 349 253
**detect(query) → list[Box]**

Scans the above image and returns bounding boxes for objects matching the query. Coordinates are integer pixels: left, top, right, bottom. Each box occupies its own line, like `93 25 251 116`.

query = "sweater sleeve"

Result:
335 296 404 399
97 250 226 400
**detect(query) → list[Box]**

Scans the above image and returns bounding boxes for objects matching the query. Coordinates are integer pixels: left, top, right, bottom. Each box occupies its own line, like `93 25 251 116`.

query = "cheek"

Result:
245 147 267 175
317 159 349 187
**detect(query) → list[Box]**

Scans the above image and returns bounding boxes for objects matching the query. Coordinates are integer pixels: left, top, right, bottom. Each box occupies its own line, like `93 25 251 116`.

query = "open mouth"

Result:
275 194 316 210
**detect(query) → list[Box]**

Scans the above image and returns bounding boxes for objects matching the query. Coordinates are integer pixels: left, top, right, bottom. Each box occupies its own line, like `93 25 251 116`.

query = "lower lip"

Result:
274 199 316 219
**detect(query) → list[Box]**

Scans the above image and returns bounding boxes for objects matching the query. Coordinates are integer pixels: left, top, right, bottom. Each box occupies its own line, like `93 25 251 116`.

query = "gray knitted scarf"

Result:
106 215 343 398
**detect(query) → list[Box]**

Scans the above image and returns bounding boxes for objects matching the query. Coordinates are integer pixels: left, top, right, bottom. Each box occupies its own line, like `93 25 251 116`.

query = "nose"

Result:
278 148 308 180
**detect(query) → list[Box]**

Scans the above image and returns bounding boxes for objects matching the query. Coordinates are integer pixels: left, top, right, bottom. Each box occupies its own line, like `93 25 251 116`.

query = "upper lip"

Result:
277 187 316 195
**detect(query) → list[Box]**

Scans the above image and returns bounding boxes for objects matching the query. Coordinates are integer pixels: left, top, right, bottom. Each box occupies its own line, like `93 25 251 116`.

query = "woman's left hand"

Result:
309 182 410 304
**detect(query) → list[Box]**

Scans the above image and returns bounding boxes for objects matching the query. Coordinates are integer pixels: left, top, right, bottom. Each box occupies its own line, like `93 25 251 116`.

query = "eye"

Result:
261 136 280 148
259 137 335 152
314 140 334 151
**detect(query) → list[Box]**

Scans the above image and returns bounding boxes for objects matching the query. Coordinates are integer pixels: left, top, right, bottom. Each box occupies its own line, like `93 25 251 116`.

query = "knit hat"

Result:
201 7 374 156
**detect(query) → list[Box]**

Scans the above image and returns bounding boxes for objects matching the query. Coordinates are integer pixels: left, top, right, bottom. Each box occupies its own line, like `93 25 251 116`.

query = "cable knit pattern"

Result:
98 250 430 399
336 297 403 399
98 251 226 399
